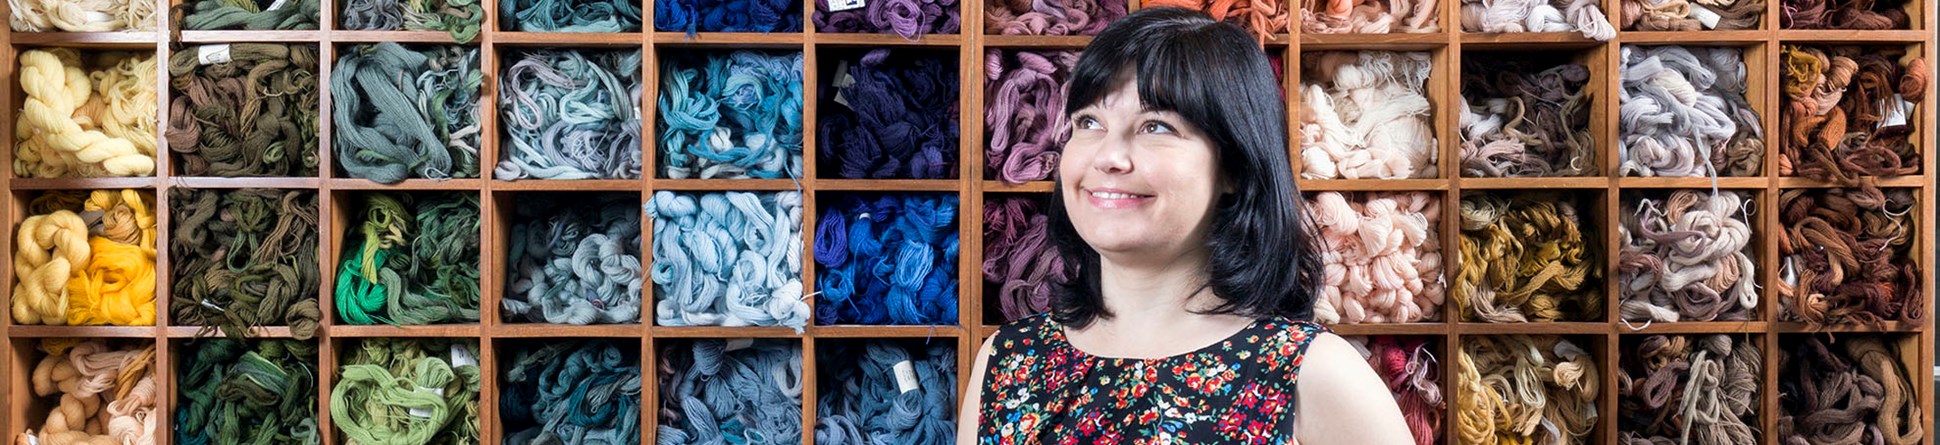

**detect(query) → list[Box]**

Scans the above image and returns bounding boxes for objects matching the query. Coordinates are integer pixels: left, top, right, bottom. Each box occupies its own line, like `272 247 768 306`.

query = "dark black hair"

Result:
1047 7 1323 327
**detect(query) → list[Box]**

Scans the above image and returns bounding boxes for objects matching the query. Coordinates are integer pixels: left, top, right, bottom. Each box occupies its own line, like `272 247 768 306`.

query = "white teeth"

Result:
1090 191 1140 199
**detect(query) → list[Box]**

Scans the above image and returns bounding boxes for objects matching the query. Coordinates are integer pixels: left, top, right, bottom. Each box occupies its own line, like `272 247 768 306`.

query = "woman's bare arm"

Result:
1293 333 1417 444
957 336 997 445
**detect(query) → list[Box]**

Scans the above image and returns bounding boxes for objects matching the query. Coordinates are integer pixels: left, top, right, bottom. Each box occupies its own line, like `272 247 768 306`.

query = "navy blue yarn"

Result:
654 0 801 33
818 49 960 180
814 340 956 445
813 193 959 326
812 0 961 36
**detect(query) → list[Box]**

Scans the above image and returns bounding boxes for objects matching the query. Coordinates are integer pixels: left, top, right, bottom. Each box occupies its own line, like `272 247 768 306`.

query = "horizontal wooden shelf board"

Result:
1612 320 1769 334
1301 32 1447 50
168 177 321 189
1773 321 1926 333
1456 177 1612 189
488 179 644 191
1459 32 1602 49
493 324 645 338
808 325 967 338
9 177 158 190
177 30 323 43
1326 323 1452 336
1455 322 1613 335
651 326 808 338
1777 175 1928 188
330 30 463 44
982 181 1054 193
327 178 488 190
1615 176 1769 189
1616 30 1769 45
652 179 804 191
11 31 157 46
1777 30 1930 43
492 32 643 45
7 325 158 338
815 179 967 191
1297 178 1450 192
652 32 804 46
163 326 297 338
982 35 1094 48
327 324 485 337
813 33 965 46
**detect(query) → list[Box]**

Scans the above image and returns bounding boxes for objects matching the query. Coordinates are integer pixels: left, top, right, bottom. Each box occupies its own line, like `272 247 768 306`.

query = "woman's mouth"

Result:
1084 188 1154 209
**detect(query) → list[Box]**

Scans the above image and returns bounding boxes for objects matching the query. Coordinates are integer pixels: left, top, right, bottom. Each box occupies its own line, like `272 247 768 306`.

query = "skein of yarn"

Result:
1618 46 1764 177
174 339 319 445
1302 0 1440 33
1778 334 1923 445
503 193 643 325
1456 192 1604 322
333 43 483 183
1308 191 1444 324
983 0 1123 35
646 191 809 330
501 340 642 445
1141 0 1289 41
657 339 804 445
812 0 959 37
1461 52 1596 178
1299 51 1438 180
1456 335 1600 445
11 0 154 31
1778 186 1922 327
1618 334 1759 445
814 193 961 326
1780 0 1911 28
177 0 320 30
168 188 322 339
1618 190 1756 323
820 49 960 180
499 0 642 31
1459 0 1615 40
1620 0 1762 30
982 195 1067 323
17 339 159 445
815 340 957 445
14 49 157 178
984 49 1077 184
331 338 482 445
14 190 159 327
655 0 800 33
167 43 320 177
336 192 481 326
339 0 483 41
497 48 644 180
1345 336 1444 445
1779 45 1926 183
657 50 804 180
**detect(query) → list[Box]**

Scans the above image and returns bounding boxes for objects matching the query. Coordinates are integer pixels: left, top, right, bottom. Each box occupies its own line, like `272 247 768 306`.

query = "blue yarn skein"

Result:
815 340 956 445
818 49 960 180
498 49 644 180
658 51 804 180
654 0 801 33
646 191 811 330
500 0 642 31
657 339 804 445
503 193 644 324
813 193 959 325
501 340 642 445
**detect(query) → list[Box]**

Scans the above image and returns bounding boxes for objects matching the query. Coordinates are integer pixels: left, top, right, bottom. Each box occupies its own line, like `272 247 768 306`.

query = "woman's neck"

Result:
1084 247 1244 339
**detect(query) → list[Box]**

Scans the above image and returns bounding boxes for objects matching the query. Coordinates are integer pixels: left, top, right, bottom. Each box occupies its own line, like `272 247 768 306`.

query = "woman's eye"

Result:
1142 121 1176 134
1076 116 1103 130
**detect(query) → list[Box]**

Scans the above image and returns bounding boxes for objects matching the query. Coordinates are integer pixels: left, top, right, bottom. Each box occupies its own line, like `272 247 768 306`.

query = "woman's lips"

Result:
1083 187 1154 209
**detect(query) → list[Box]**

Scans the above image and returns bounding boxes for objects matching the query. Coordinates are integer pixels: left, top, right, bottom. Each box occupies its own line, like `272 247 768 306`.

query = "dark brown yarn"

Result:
1618 334 1759 445
1780 0 1911 29
1780 45 1926 184
1777 186 1921 328
1778 334 1923 445
1620 0 1762 30
166 44 321 177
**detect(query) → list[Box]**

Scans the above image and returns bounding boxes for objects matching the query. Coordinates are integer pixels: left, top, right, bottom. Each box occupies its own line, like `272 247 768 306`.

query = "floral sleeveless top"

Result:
976 314 1327 445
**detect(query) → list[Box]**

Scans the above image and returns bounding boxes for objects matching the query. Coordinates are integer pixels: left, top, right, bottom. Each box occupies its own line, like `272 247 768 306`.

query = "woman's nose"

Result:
1090 134 1134 174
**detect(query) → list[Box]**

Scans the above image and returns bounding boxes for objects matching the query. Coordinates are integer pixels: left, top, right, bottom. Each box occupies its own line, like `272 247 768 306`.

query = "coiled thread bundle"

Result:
812 0 959 37
1309 191 1444 324
499 0 641 31
16 339 158 445
1619 46 1764 177
1779 45 1926 183
504 193 643 325
983 0 1123 35
1778 186 1921 327
14 49 156 178
502 340 642 445
167 43 320 177
655 0 800 33
175 339 318 445
340 0 483 41
1618 334 1759 445
331 338 481 445
1459 0 1615 39
333 43 483 183
657 51 804 180
657 339 803 445
11 0 155 31
814 193 960 325
1456 335 1600 445
820 49 960 180
815 340 956 444
1461 54 1596 178
984 49 1076 184
1456 192 1603 322
647 191 809 329
1620 0 1761 30
336 192 481 326
982 195 1066 323
1347 336 1444 445
177 0 320 30
1299 51 1438 180
13 190 158 327
1302 0 1440 33
498 49 643 180
1618 190 1756 323
1780 0 1910 28
1778 334 1923 445
168 188 321 339
1142 0 1288 40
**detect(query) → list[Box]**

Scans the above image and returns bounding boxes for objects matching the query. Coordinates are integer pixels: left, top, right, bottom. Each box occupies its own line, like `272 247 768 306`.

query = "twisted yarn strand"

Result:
648 191 809 330
1618 190 1756 323
497 49 643 180
17 339 158 445
1456 335 1600 445
657 51 804 180
982 195 1067 322
1618 46 1764 177
984 49 1077 184
14 49 156 178
1309 192 1444 324
1617 335 1759 445
1780 0 1910 28
1620 0 1762 30
13 190 157 326
333 43 482 183
814 193 961 326
1140 0 1289 41
1300 51 1438 180
503 193 643 325
1456 192 1603 323
336 192 481 326
656 339 804 445
169 188 322 339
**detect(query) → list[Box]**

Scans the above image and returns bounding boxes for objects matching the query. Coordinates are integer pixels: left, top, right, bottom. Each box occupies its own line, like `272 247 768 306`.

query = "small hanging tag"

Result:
408 386 446 419
828 0 866 12
1687 5 1721 29
27 432 38 445
892 360 919 394
831 61 855 108
450 345 476 368
197 44 233 65
1882 94 1912 126
725 338 755 352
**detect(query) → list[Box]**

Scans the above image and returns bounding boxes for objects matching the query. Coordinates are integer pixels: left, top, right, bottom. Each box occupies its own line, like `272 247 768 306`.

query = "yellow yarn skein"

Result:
14 210 89 325
68 190 156 326
14 49 155 178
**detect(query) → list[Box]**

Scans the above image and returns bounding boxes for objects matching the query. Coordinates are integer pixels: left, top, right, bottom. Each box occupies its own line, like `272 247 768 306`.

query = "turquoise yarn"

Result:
501 340 642 445
657 51 805 180
333 43 483 183
646 191 810 330
497 49 644 180
657 339 803 445
500 0 642 31
503 193 643 324
815 340 956 445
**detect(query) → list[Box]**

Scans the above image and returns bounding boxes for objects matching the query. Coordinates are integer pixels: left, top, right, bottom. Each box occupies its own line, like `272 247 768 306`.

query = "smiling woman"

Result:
958 7 1414 445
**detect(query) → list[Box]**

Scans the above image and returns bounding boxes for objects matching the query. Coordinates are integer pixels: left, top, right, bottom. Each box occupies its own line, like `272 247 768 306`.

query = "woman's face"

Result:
1060 76 1226 264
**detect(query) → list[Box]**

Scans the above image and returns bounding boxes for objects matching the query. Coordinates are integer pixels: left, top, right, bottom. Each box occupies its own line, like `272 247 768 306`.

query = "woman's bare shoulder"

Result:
1292 332 1417 444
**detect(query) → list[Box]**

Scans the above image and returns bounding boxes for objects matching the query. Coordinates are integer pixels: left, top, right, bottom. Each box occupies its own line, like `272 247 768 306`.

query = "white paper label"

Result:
199 299 226 312
830 61 855 108
1687 5 1721 29
1882 95 1913 126
892 360 919 394
197 45 232 65
725 338 755 352
828 0 866 12
265 0 291 11
450 345 476 368
408 386 445 418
